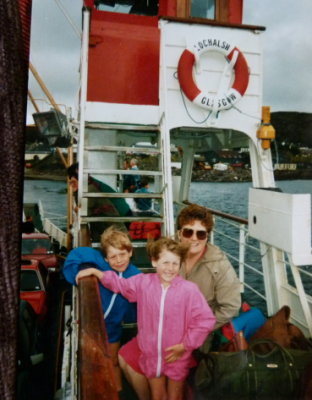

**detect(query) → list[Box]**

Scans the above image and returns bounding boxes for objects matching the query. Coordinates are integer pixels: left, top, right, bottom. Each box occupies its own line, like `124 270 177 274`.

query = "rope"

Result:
174 71 261 123
174 72 212 124
54 0 81 39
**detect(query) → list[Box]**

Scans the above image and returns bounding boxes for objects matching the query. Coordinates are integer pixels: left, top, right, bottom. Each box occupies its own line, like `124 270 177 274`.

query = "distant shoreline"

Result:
25 151 312 183
192 168 312 182
24 172 67 181
24 168 312 183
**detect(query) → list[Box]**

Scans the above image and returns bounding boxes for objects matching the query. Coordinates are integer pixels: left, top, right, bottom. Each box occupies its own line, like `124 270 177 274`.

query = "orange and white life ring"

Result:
177 39 249 111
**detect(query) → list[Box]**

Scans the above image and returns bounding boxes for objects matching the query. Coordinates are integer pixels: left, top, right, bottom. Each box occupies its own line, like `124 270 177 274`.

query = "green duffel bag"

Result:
194 339 312 400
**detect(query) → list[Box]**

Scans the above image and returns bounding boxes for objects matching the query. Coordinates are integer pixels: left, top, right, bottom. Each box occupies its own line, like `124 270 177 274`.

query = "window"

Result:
95 0 159 16
191 0 215 19
21 238 52 255
20 270 41 291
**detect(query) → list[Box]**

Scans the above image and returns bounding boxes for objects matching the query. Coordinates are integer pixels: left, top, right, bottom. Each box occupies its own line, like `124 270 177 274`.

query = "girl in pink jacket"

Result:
76 237 216 400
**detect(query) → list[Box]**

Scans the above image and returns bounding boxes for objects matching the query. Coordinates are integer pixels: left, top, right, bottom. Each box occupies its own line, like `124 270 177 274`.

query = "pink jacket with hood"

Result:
101 271 216 380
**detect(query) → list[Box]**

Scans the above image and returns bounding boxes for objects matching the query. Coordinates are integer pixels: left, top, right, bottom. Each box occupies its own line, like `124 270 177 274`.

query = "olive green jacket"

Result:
180 243 241 331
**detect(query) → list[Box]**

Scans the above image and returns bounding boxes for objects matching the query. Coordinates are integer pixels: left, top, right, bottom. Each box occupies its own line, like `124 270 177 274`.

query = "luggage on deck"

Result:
194 339 312 400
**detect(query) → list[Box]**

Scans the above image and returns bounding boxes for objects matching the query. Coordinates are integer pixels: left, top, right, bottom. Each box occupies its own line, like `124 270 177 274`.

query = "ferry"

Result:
12 0 312 399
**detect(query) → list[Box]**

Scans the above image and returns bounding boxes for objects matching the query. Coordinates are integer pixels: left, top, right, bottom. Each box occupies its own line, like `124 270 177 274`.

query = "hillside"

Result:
271 112 312 147
24 153 67 180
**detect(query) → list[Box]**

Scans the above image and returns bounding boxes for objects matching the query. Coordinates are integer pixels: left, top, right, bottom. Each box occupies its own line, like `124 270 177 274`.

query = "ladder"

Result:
74 121 174 265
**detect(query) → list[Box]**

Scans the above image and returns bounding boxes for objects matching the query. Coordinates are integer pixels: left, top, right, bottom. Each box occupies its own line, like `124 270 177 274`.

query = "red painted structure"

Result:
20 259 48 317
88 11 160 105
83 0 243 106
21 233 59 270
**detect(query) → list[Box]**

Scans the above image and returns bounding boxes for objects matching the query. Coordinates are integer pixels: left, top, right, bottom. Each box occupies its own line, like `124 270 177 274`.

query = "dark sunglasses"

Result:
181 228 208 240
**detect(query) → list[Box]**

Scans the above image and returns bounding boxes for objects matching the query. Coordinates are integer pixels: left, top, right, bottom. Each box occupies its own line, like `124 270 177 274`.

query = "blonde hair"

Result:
100 226 133 256
146 237 189 263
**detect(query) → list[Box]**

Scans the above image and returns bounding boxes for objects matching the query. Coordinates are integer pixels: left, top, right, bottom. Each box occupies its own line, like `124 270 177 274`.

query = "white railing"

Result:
43 218 67 248
38 200 67 248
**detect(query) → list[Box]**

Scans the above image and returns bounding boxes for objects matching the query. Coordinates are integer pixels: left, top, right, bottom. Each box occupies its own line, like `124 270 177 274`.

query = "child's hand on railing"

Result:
76 267 104 284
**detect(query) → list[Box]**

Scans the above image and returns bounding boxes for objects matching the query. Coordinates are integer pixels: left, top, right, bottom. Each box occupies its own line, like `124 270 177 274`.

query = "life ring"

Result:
177 39 249 111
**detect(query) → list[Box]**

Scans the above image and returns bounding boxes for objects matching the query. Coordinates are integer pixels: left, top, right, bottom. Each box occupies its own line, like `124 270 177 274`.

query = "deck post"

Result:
78 276 119 400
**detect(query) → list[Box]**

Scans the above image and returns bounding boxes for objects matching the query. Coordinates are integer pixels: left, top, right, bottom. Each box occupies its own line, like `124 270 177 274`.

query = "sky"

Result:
27 0 312 124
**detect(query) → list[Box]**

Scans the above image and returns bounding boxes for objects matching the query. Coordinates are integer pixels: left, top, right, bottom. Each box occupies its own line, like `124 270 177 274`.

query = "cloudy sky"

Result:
27 0 312 123
27 0 81 123
244 0 312 114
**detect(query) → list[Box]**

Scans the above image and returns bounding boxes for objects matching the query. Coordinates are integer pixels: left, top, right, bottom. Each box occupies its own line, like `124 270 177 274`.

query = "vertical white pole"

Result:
159 21 175 236
76 8 90 247
238 224 246 294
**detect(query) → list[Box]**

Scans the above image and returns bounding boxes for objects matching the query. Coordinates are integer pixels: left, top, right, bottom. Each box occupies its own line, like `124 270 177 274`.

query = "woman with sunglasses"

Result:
177 204 241 352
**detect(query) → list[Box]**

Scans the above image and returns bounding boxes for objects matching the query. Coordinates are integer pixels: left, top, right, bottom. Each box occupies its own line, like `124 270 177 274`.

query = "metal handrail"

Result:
206 207 248 225
78 276 119 400
211 213 265 302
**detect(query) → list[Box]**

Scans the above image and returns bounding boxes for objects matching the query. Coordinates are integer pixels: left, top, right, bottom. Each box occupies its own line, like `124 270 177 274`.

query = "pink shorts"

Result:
119 336 143 374
119 337 198 377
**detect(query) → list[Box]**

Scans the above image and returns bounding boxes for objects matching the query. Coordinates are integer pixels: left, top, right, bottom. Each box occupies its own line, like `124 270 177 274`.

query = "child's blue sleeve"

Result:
62 247 108 285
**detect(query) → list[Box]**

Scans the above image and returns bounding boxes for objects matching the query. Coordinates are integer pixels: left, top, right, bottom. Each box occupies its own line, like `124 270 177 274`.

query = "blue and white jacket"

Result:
62 246 141 342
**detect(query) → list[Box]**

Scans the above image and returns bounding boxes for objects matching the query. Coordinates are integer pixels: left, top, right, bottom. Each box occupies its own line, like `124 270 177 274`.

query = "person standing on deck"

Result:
177 204 241 352
129 158 141 191
122 158 135 194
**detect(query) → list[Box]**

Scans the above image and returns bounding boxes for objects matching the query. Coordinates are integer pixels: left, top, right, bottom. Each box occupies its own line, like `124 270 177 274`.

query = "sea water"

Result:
23 179 67 228
23 179 312 221
190 180 312 218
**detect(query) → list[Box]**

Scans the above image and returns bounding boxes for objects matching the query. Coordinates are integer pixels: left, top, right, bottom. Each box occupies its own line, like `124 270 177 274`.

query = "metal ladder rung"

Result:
82 192 163 199
84 145 161 155
84 122 159 131
84 169 162 176
92 242 161 250
81 216 164 223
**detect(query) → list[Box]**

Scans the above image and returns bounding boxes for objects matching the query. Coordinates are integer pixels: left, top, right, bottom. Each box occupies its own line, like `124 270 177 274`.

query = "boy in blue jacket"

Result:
63 227 141 394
